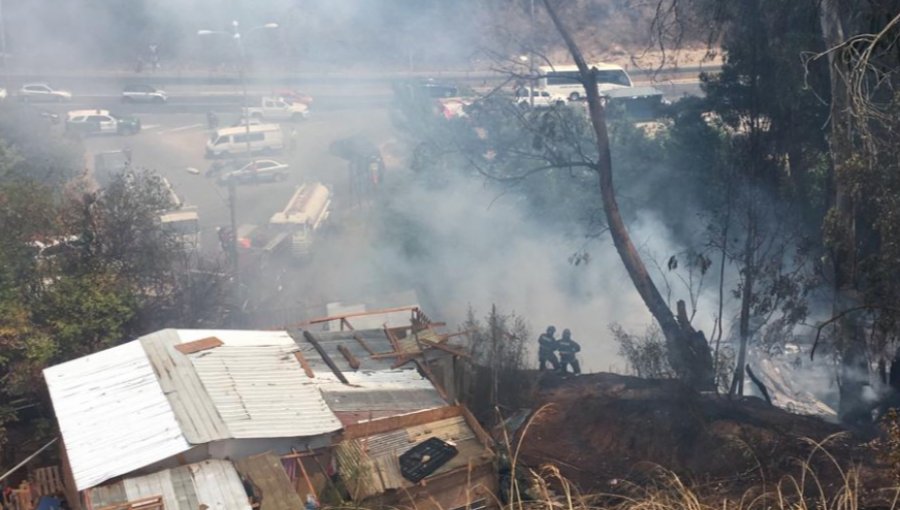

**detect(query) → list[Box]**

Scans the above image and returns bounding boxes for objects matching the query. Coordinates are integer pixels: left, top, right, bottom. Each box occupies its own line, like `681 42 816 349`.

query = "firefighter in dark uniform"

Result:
538 325 559 371
557 328 581 375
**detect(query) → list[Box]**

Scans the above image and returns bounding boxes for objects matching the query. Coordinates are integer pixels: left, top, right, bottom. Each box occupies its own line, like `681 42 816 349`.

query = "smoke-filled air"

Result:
2 1 900 509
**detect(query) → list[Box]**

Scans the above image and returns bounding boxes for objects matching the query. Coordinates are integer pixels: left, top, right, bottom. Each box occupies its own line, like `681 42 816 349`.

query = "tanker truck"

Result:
269 182 331 258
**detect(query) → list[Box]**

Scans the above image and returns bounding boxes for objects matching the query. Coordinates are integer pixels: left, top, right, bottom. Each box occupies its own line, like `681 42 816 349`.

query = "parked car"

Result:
420 80 459 98
217 159 289 184
121 84 167 103
65 109 141 136
205 158 252 178
18 83 72 102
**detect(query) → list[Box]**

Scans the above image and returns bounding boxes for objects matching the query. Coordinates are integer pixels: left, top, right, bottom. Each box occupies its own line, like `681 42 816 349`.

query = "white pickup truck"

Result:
244 96 309 122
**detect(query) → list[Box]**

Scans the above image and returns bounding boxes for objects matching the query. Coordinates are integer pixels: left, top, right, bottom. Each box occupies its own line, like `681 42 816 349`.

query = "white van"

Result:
537 63 634 101
206 124 284 158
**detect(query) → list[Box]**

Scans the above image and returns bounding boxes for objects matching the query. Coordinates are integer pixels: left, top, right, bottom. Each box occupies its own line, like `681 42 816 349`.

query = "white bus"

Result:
537 63 634 101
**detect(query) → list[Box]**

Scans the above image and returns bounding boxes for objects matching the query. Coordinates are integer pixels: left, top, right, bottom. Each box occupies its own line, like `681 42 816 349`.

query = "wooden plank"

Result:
340 317 355 331
174 337 223 354
338 406 463 441
337 344 361 369
303 330 349 384
353 334 377 355
293 351 315 378
459 405 495 449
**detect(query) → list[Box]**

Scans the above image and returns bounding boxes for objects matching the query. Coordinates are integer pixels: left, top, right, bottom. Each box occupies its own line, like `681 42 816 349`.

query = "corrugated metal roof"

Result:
319 370 446 413
303 329 396 371
88 459 251 510
43 341 192 491
140 329 230 444
189 344 342 438
177 329 297 348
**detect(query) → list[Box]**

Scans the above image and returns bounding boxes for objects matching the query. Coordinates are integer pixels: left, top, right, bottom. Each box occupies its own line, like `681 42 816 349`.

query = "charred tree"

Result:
817 0 870 423
541 0 714 390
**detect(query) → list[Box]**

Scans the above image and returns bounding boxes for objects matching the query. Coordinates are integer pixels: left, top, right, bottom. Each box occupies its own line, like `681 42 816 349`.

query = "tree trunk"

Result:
729 214 757 397
542 0 714 389
818 0 869 422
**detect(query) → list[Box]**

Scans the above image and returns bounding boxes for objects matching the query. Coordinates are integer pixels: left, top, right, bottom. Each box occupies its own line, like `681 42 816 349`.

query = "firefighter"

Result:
207 111 219 130
538 326 559 371
557 328 581 375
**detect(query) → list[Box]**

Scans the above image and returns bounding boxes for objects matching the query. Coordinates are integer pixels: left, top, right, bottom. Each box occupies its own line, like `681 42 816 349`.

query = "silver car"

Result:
122 84 167 103
18 83 72 102
217 159 289 185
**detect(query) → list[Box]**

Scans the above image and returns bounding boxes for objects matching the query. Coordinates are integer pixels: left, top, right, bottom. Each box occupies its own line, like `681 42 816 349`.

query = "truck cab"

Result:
244 96 309 122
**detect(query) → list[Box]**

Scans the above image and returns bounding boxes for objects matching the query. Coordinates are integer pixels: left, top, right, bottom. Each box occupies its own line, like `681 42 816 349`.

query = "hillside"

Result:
512 372 894 504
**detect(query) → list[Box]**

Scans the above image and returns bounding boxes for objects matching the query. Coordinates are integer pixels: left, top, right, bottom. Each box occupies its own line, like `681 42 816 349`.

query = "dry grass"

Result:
485 407 900 510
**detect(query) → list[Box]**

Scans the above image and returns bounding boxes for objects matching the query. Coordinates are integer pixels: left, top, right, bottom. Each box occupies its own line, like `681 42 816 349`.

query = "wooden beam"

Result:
353 334 377 355
337 344 361 370
303 330 349 384
370 350 422 359
418 339 471 359
297 306 420 326
340 317 355 331
295 456 317 499
293 351 315 378
338 406 463 441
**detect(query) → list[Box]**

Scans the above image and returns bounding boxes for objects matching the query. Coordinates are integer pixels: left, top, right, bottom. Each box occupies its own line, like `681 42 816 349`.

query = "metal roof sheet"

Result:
309 329 396 371
188 344 342 438
320 370 446 414
43 341 192 491
88 459 251 510
140 330 230 444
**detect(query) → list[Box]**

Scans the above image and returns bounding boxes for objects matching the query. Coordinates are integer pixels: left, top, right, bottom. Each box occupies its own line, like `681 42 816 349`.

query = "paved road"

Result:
15 77 701 114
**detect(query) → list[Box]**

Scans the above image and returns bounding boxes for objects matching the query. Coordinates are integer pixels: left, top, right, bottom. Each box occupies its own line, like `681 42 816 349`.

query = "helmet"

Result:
546 325 556 334
562 328 571 338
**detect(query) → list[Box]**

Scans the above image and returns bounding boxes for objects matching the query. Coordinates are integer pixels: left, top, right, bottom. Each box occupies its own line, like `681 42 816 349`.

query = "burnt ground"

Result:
511 372 896 504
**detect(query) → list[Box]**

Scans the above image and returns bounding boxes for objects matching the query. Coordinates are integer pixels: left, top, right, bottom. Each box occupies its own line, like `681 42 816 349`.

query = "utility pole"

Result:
198 20 277 324
0 0 8 91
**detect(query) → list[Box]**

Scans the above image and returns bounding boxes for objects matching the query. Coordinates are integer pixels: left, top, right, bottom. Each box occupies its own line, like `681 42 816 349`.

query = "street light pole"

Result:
0 0 8 91
198 20 278 323
529 0 535 108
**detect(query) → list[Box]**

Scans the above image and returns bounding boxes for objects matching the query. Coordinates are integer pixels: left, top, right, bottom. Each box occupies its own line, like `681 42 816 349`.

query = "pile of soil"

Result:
512 372 895 502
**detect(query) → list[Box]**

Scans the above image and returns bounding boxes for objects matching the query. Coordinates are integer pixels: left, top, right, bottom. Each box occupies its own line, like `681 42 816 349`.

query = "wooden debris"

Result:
293 351 315 378
338 344 361 370
174 337 223 355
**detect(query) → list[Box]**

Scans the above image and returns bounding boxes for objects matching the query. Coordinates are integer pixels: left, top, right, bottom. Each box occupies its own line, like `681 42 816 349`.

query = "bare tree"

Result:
541 0 714 389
